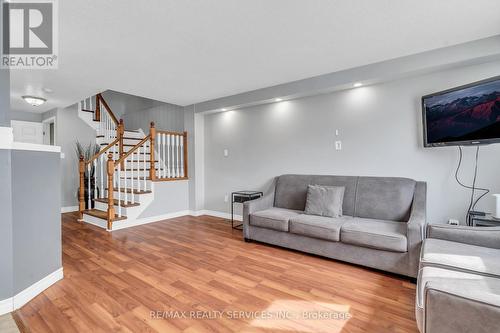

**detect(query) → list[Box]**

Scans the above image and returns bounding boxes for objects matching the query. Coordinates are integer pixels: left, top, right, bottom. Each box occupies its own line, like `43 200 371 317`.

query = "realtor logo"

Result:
1 0 58 69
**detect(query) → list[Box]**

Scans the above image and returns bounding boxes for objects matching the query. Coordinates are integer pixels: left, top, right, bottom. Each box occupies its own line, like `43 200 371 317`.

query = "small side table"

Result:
231 191 263 229
470 213 500 227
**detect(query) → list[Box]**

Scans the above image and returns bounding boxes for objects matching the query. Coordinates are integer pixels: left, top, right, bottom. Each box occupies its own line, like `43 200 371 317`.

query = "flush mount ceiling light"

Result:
275 98 283 102
22 96 47 106
353 82 363 88
221 108 227 111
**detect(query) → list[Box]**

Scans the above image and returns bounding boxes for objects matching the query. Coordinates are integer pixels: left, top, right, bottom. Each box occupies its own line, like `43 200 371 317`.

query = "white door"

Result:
11 120 44 144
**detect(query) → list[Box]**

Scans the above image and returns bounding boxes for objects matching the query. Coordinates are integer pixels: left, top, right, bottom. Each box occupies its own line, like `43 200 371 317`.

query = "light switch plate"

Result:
335 141 342 150
223 149 229 157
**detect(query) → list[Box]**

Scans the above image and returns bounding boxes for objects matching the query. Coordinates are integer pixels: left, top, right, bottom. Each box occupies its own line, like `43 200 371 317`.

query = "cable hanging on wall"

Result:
454 146 490 225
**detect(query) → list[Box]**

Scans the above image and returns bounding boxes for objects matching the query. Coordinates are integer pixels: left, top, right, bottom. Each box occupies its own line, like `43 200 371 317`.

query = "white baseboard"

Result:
0 267 63 315
110 210 191 231
82 209 242 232
61 206 78 213
0 297 13 316
190 210 242 221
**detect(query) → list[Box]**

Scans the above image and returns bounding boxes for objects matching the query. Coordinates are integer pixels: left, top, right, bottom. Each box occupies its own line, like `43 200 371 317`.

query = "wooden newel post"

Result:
106 153 115 230
149 122 156 181
183 131 188 178
95 95 101 121
78 155 85 219
118 119 125 170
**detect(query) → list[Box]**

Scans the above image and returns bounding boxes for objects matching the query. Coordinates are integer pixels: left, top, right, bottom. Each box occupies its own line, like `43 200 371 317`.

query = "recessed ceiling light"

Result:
22 95 47 107
353 82 363 88
42 87 53 93
221 108 227 111
275 98 283 102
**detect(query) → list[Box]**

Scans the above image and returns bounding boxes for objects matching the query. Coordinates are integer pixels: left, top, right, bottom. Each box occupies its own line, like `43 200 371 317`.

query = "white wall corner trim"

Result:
0 126 13 149
0 267 63 315
61 206 79 213
12 142 62 153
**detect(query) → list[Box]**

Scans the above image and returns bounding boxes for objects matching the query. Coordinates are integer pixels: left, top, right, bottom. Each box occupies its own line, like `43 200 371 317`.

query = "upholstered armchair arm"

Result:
427 224 500 249
407 182 427 247
425 285 500 333
242 192 275 239
406 181 426 277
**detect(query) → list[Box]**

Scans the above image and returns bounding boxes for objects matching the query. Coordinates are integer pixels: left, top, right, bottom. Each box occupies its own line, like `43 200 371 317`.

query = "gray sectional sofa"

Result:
416 224 500 333
243 174 427 278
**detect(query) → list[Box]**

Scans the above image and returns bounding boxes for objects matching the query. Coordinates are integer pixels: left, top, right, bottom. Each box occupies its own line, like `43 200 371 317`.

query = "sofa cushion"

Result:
274 174 358 216
304 185 345 218
416 266 500 332
354 177 416 222
289 214 352 242
421 238 500 277
250 207 302 232
340 218 408 252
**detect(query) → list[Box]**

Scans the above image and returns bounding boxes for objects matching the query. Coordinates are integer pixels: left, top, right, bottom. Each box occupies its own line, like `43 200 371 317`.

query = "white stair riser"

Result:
82 214 108 229
78 110 99 130
123 131 144 139
118 179 152 189
94 201 140 215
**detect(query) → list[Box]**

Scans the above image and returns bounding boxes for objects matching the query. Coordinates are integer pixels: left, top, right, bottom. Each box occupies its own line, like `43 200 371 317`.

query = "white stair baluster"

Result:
87 163 91 209
166 134 170 178
100 155 104 198
90 95 93 111
161 133 165 178
143 144 147 190
180 135 184 177
117 164 121 217
124 158 128 205
136 150 141 192
93 159 98 200
175 135 179 178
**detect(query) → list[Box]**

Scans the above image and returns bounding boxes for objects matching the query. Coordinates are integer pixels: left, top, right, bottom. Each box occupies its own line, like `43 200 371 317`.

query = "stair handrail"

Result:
78 119 124 219
95 93 119 125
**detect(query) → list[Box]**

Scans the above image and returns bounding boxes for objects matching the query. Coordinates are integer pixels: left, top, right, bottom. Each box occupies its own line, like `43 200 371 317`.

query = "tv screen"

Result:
422 76 500 147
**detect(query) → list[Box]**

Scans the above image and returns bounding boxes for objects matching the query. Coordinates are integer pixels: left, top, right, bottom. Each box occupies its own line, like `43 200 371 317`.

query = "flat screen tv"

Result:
422 75 500 147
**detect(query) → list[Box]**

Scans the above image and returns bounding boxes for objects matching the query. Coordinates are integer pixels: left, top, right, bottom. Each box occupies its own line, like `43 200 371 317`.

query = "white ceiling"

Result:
10 0 500 113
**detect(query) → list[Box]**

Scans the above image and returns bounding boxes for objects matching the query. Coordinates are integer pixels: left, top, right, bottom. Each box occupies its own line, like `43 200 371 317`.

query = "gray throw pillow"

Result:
304 185 345 218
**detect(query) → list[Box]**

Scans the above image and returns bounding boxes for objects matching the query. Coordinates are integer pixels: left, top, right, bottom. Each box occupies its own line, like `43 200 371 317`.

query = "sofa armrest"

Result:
425 285 500 333
427 224 500 249
407 181 427 248
242 192 275 239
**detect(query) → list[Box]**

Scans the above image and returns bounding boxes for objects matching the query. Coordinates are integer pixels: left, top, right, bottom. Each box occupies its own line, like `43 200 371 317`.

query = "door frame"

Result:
42 116 57 146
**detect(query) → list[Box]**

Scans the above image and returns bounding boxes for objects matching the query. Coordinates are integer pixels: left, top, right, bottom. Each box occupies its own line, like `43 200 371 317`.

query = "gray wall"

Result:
101 90 163 119
101 90 184 132
137 181 189 218
42 105 95 208
11 150 61 293
122 103 184 132
0 50 13 299
203 60 500 224
0 150 13 300
9 111 42 122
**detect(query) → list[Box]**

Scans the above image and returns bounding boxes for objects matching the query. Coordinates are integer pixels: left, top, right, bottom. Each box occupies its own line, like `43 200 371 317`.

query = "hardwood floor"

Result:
14 213 418 333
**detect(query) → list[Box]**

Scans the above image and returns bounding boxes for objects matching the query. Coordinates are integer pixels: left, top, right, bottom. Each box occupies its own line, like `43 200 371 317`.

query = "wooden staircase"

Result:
77 93 188 231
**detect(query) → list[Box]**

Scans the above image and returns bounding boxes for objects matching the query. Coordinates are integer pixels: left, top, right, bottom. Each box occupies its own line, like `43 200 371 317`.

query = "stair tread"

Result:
82 209 127 221
106 187 152 194
97 135 144 140
80 109 94 113
94 198 140 207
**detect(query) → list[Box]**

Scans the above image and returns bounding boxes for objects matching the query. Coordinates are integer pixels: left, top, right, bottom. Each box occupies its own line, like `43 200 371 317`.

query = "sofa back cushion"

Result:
274 175 358 216
354 177 416 222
